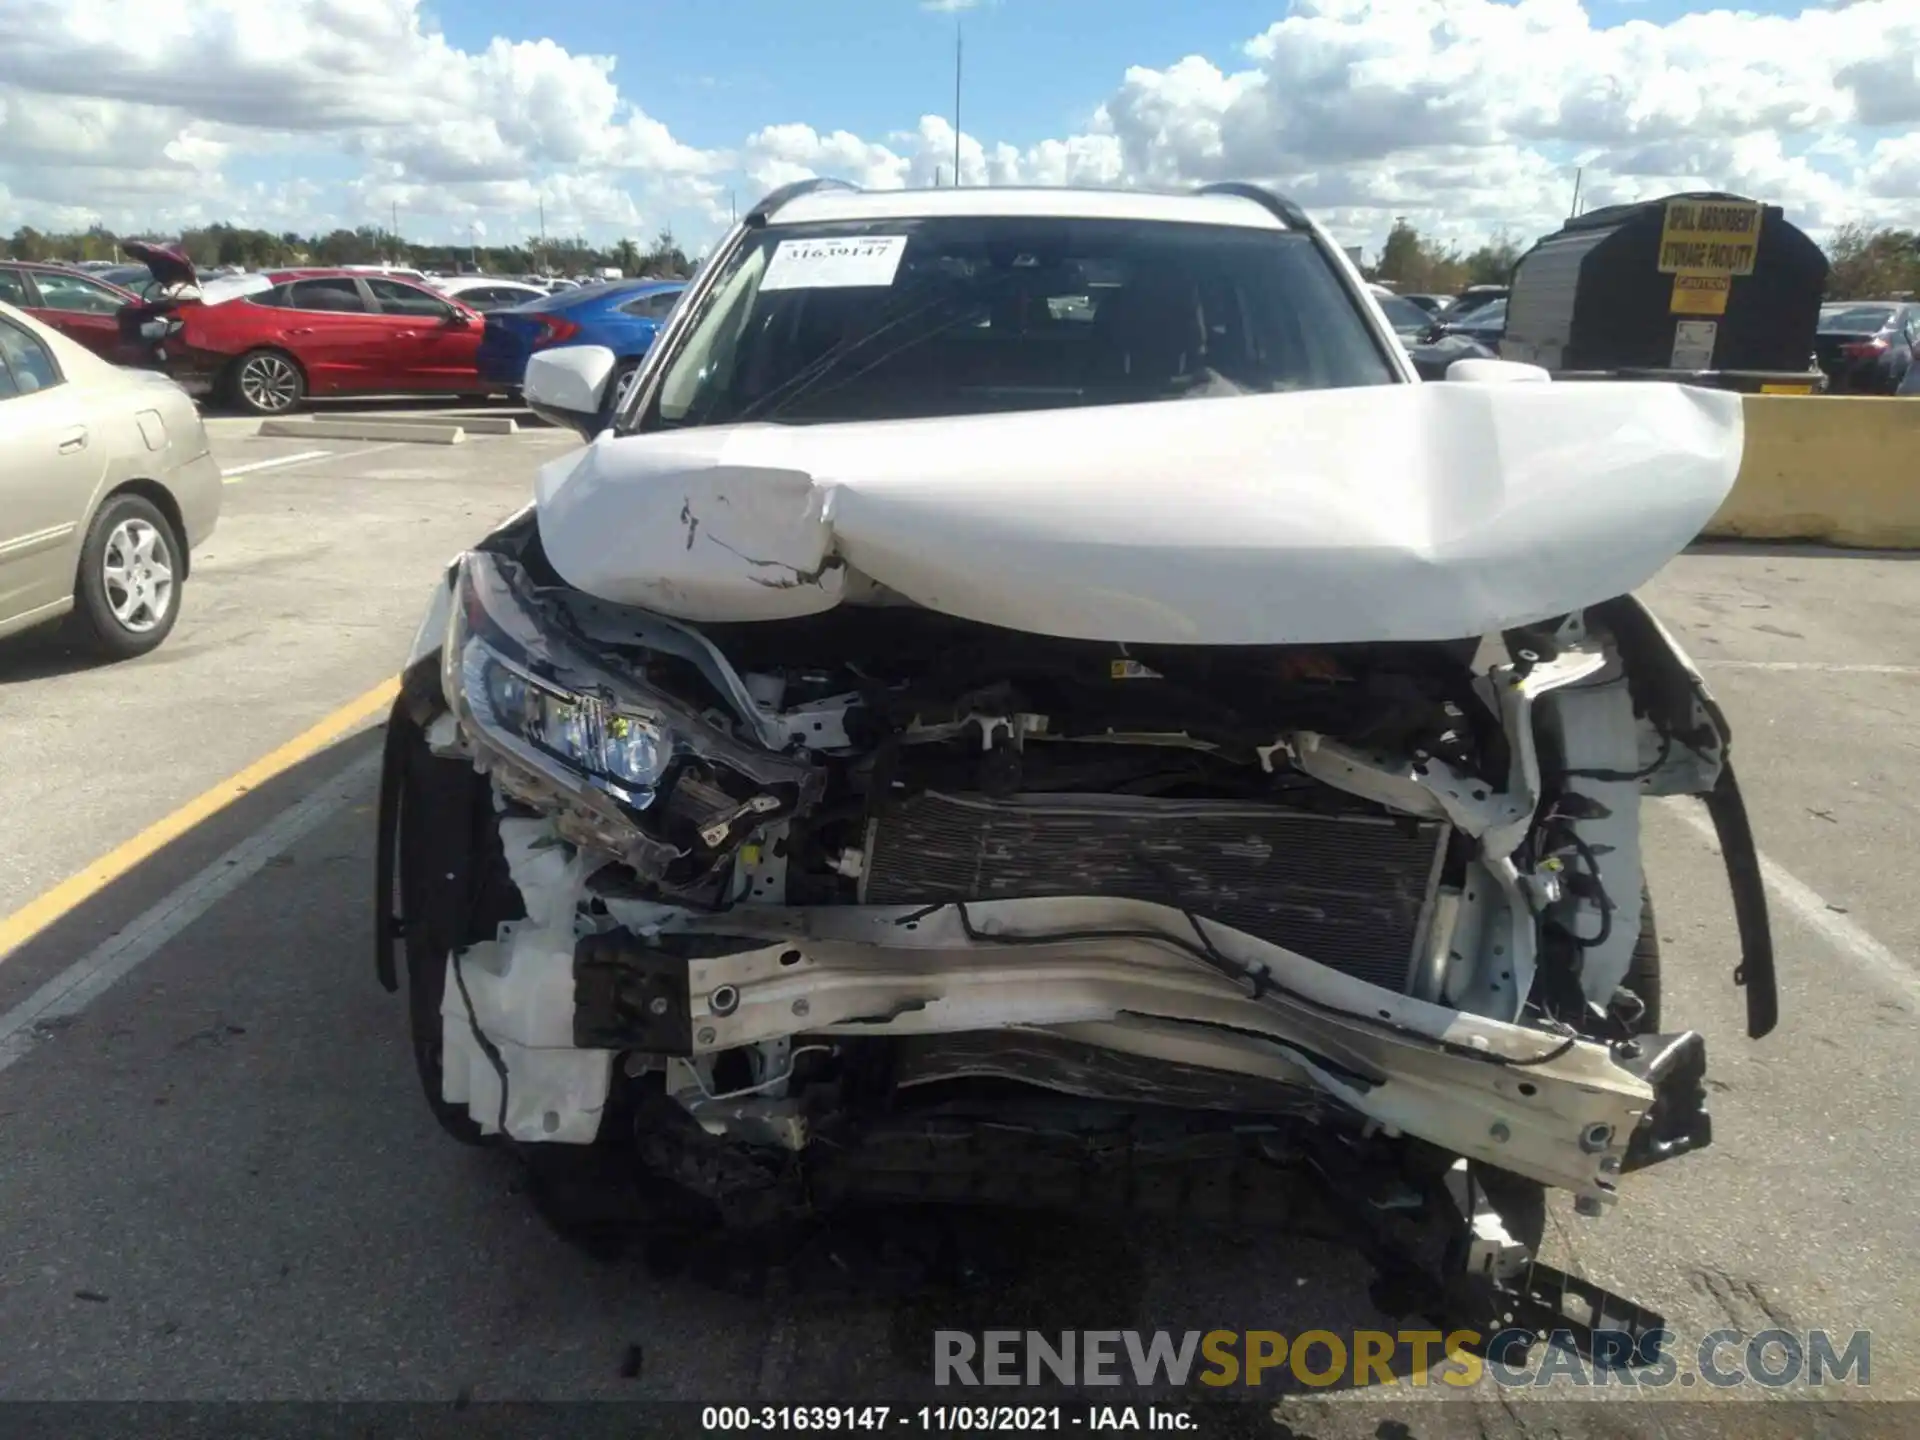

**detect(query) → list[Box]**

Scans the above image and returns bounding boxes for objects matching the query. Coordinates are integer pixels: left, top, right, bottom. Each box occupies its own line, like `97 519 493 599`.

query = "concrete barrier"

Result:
258 418 466 445
338 412 520 435
1705 395 1920 548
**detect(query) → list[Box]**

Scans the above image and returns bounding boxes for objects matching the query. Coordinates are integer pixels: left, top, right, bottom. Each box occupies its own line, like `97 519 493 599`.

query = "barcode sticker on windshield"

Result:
762 236 908 291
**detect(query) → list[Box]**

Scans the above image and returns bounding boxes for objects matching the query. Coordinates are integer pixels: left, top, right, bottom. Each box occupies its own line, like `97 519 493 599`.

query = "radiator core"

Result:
861 791 1448 993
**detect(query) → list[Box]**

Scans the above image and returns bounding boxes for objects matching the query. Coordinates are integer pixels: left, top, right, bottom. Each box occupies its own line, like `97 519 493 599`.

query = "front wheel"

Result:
605 359 643 420
389 706 523 1146
1622 889 1662 1034
228 348 306 416
68 493 184 659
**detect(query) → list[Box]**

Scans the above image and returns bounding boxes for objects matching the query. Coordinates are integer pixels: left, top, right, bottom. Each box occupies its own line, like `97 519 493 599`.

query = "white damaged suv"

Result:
378 181 1775 1346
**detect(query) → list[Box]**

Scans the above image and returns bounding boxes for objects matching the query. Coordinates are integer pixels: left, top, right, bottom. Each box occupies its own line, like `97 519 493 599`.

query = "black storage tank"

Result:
1500 192 1829 392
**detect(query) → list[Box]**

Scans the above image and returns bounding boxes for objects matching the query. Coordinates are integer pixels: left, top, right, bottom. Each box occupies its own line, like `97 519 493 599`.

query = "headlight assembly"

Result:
462 642 670 806
441 550 822 873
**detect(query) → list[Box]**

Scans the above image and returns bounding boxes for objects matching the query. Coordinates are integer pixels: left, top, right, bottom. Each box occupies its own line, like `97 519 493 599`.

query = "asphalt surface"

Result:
0 416 1916 1433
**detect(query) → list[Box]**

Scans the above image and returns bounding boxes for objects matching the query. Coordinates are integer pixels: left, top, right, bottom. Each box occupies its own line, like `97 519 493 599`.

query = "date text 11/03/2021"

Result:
702 1408 1193 1431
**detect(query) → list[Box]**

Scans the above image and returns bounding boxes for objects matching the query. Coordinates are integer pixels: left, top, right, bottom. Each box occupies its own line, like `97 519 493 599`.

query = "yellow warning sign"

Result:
1670 271 1732 316
1760 384 1813 395
1658 199 1761 275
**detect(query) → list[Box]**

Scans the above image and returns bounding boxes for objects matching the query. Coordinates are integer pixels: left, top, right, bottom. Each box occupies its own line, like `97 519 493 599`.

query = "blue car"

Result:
477 278 686 396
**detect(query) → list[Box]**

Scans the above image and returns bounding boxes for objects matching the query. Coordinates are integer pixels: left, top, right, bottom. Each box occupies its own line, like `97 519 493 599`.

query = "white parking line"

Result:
1664 797 1920 1008
221 450 331 481
1700 660 1920 676
0 752 380 1076
219 442 402 484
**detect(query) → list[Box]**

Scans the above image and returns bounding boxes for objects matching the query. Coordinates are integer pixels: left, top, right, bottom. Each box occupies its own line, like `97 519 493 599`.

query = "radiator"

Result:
861 791 1448 993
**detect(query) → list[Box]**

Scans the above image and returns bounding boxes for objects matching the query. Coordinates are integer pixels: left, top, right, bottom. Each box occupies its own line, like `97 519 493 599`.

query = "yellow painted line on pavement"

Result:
0 677 400 965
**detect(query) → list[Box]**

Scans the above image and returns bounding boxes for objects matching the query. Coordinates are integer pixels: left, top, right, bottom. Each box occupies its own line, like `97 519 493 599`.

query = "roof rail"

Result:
744 177 861 227
1194 182 1311 231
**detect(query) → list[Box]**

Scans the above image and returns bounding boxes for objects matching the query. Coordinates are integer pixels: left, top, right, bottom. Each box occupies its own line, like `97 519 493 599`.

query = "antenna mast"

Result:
953 22 963 186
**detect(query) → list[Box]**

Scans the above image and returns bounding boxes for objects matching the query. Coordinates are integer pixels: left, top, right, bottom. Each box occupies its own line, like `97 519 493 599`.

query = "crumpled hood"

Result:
533 381 1745 646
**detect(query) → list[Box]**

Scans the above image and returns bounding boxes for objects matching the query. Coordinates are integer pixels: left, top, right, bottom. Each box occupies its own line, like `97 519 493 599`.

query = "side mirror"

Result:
1444 357 1551 384
524 345 618 439
446 309 472 328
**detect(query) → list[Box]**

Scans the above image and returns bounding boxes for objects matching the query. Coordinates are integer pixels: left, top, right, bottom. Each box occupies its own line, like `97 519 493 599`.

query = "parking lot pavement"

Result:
1 501 1916 1422
0 418 576 976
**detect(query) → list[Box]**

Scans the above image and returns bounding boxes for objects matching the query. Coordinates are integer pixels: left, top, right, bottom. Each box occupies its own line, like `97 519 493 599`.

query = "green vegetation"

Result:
1823 223 1920 300
4 222 695 279
11 213 1915 300
1369 219 1522 294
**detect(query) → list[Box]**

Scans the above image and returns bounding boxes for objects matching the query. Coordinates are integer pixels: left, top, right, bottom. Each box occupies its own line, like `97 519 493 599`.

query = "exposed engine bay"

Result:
381 508 1773 1265
374 187 1776 1357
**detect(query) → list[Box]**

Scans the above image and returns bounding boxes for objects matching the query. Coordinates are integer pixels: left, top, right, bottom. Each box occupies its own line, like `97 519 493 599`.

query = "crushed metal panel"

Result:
654 895 1654 1204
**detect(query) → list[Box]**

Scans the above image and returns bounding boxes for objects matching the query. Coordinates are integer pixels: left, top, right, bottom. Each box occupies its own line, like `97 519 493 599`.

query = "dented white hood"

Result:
534 382 1744 646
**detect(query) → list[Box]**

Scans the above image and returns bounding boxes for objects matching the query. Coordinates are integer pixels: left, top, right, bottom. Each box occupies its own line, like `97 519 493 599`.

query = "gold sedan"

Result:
0 301 221 659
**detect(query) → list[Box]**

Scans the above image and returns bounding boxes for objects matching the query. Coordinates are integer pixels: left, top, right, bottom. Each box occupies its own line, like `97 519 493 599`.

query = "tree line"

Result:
8 215 1916 299
3 222 697 279
1824 223 1920 300
1369 217 1919 300
1368 221 1524 294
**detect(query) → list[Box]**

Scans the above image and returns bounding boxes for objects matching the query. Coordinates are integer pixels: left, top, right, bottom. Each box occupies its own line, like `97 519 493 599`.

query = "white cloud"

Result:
717 0 1920 255
0 0 721 241
2 0 1917 256
1863 132 1920 197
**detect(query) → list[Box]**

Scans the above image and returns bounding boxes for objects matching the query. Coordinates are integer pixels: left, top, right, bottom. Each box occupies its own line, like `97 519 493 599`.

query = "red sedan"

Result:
121 247 498 415
0 260 146 364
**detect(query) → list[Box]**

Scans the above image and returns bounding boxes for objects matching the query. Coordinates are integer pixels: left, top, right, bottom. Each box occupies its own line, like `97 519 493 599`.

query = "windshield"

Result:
635 216 1396 430
1818 305 1893 334
1375 294 1432 335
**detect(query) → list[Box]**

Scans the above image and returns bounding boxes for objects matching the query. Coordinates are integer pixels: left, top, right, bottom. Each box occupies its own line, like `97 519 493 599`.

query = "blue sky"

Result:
428 0 1823 165
433 1 1276 152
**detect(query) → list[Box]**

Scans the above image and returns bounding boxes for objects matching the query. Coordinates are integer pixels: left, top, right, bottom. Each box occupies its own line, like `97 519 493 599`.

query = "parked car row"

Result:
1364 283 1504 376
0 246 686 416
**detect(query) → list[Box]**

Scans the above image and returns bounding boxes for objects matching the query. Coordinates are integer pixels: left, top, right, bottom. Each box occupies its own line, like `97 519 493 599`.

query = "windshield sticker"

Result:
762 235 909 292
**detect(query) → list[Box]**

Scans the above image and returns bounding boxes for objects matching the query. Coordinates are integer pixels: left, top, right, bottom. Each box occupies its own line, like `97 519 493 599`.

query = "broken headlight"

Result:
463 645 669 805
446 551 676 807
441 550 823 863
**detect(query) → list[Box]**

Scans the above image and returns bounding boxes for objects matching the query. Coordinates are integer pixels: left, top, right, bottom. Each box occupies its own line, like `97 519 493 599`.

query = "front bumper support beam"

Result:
573 895 1659 1205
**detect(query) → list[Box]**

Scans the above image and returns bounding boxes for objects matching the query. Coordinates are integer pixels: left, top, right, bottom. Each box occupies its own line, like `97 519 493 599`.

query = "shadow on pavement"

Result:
1688 539 1920 561
0 621 121 685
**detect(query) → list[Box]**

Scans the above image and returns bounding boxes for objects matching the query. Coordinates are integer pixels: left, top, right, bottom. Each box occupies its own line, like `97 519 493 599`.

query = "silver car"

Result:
0 301 221 658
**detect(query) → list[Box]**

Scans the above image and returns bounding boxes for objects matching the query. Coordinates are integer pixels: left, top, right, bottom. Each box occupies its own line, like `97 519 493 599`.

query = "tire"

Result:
604 358 643 421
403 923 493 1148
1622 888 1662 1034
68 493 184 659
227 348 306 416
393 715 524 1146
